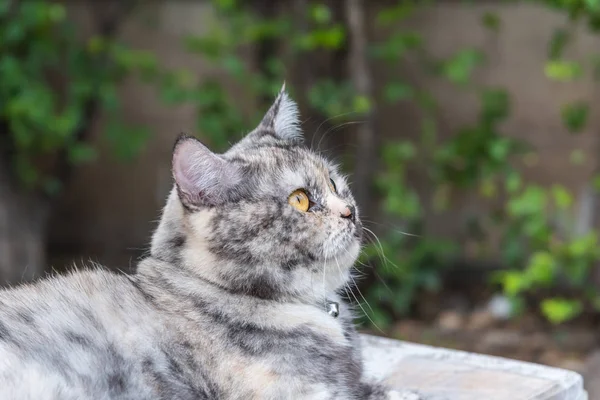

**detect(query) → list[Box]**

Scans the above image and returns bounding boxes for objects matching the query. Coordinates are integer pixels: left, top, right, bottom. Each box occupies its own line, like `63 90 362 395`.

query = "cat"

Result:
0 86 417 400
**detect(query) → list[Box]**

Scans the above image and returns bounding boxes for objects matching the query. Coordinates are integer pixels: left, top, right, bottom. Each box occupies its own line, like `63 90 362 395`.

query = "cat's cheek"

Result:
312 215 325 228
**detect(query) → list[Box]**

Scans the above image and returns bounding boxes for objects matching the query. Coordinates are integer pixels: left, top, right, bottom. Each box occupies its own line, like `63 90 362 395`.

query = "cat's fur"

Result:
0 87 410 399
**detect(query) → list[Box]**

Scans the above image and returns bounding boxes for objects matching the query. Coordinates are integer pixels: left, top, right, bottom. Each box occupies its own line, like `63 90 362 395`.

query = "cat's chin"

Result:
323 239 361 267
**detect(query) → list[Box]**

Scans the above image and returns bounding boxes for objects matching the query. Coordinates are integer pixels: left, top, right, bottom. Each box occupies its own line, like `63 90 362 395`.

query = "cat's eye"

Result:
329 178 337 193
288 189 310 212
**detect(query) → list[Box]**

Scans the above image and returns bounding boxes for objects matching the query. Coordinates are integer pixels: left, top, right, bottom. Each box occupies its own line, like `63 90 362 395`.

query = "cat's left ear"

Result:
253 83 303 143
172 135 242 208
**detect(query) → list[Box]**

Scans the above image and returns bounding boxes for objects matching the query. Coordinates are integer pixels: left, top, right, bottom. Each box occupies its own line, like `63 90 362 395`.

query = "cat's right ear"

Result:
172 134 241 208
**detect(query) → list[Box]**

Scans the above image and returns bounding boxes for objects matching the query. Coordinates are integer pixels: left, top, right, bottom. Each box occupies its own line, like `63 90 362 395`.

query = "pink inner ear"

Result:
173 139 206 194
172 137 239 205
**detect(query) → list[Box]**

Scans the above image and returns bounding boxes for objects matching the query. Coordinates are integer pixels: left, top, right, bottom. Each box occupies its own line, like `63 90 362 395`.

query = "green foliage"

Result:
7 0 600 328
545 60 583 81
561 102 589 133
494 180 600 323
541 298 584 324
438 49 485 86
0 1 161 194
361 1 600 327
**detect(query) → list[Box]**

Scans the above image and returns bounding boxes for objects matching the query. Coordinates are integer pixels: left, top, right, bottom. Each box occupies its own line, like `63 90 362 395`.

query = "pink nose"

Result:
340 205 355 223
341 207 352 218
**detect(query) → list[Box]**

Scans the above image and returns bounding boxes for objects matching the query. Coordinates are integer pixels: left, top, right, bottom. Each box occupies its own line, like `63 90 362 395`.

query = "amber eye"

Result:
329 178 337 193
288 189 310 212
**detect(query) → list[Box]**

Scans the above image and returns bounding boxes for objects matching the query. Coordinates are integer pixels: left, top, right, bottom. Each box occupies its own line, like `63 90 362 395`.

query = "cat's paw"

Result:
387 389 421 400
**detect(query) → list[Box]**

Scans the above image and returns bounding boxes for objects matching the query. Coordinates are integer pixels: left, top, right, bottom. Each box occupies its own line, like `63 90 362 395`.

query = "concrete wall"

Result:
48 2 600 269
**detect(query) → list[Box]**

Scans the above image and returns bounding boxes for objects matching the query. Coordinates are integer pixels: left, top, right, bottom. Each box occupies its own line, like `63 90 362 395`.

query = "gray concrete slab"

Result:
360 334 587 400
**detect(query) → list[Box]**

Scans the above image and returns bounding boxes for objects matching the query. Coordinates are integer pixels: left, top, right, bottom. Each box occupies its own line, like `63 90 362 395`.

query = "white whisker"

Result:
334 255 383 333
362 227 401 271
361 218 420 238
317 120 365 151
310 111 360 150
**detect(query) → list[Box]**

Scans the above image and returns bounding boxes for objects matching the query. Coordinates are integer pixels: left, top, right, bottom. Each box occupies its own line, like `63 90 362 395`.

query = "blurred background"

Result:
2 0 600 395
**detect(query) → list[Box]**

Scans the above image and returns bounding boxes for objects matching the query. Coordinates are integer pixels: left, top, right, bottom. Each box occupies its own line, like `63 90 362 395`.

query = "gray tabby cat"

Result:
0 87 413 400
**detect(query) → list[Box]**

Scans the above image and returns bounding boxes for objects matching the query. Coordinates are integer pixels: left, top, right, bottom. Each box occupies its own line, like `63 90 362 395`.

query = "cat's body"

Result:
0 265 371 400
0 87 410 400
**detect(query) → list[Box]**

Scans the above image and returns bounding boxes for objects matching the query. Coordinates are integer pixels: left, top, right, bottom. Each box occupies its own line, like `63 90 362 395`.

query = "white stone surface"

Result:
360 334 587 400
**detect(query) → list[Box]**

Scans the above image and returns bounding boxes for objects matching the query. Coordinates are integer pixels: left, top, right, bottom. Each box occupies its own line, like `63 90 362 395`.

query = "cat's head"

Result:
151 85 361 300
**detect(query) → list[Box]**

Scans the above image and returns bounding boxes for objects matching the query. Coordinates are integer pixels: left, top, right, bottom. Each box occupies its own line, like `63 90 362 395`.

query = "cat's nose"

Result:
341 205 355 223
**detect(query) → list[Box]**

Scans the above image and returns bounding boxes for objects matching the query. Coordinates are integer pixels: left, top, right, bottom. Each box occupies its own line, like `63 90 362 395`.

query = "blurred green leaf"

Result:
68 143 97 164
214 0 238 12
376 2 416 26
440 49 485 85
307 80 355 119
184 35 225 59
384 82 414 103
507 186 547 217
297 25 346 50
540 298 583 324
525 251 556 285
505 172 522 193
353 95 371 114
222 55 246 79
482 12 501 31
309 3 331 24
585 0 600 12
370 32 422 62
561 102 589 133
545 60 583 81
593 174 600 192
481 88 509 121
499 271 529 297
551 184 573 209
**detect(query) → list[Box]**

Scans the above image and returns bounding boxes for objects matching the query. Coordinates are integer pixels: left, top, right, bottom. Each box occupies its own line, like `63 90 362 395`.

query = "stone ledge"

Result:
360 334 587 400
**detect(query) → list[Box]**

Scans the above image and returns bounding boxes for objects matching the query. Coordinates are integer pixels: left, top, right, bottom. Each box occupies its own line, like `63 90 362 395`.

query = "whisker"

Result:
309 111 360 150
360 218 421 238
315 144 354 158
362 227 402 271
356 255 395 295
341 251 374 315
352 253 373 271
350 266 368 277
334 255 383 333
317 120 365 152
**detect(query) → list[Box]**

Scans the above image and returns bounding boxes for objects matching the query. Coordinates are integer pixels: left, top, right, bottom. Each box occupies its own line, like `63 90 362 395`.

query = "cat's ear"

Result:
172 134 241 207
253 83 303 142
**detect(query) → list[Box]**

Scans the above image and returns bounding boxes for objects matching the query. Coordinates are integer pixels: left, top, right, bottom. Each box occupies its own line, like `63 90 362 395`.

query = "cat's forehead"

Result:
229 145 334 175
